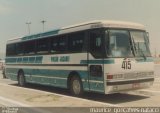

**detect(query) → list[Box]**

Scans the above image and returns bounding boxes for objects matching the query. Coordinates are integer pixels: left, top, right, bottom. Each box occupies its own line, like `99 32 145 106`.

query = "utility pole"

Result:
26 22 31 35
41 20 46 32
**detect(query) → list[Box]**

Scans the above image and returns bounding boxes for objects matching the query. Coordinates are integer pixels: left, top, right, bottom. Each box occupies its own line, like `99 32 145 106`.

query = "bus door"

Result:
88 30 105 93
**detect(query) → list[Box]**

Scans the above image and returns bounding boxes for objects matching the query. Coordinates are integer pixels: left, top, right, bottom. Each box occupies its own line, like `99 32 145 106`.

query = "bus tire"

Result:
70 75 83 96
3 74 6 79
18 71 26 87
2 67 6 79
2 71 6 79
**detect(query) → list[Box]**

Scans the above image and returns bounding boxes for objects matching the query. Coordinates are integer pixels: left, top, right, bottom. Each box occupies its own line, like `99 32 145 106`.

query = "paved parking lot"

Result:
0 65 160 112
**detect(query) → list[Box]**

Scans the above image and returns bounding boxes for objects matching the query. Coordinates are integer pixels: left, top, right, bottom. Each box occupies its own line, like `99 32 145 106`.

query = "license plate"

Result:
132 83 140 89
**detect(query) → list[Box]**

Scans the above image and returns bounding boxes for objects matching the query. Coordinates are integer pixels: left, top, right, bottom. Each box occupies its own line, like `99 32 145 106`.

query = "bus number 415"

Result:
122 59 131 70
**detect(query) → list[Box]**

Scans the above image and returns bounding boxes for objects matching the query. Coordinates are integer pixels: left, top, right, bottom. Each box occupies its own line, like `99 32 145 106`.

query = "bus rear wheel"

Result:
18 71 26 87
70 76 83 96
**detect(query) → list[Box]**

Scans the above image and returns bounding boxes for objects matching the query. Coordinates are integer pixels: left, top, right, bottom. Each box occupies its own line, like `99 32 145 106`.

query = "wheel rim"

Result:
72 79 81 95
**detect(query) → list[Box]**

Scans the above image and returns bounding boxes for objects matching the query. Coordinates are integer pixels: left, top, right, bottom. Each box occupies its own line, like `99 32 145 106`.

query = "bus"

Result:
5 20 154 96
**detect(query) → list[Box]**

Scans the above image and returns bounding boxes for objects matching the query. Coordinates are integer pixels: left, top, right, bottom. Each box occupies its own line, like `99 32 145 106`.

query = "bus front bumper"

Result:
105 78 154 94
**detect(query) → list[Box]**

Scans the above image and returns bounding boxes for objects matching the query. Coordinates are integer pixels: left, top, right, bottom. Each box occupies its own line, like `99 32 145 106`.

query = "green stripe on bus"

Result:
136 57 154 63
6 56 43 64
80 60 114 64
22 29 60 41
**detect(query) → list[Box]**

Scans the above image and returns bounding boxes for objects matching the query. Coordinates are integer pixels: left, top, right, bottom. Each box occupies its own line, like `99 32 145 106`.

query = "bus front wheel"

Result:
70 76 83 96
18 71 26 87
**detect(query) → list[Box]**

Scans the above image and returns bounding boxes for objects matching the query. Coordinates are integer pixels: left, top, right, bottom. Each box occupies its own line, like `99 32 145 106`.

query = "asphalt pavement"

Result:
0 65 160 113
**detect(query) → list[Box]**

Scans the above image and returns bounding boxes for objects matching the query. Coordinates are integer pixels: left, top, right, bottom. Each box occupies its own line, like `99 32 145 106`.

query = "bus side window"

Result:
50 36 67 53
58 36 67 52
16 43 24 55
68 32 85 53
24 40 36 55
37 38 49 54
6 44 16 56
89 30 104 58
50 37 59 53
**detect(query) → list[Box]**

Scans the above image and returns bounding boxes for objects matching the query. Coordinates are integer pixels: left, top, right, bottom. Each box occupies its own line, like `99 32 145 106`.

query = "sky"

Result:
0 0 160 58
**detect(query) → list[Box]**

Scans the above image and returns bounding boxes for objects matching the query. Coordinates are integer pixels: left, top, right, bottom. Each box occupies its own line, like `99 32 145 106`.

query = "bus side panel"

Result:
5 53 90 91
5 65 90 91
24 68 90 90
5 67 19 81
78 71 90 91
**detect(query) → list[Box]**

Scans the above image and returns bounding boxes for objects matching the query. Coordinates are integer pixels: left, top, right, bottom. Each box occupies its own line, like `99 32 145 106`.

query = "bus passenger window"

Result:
16 43 24 55
50 36 67 53
37 38 49 53
24 40 36 55
6 44 16 56
68 32 85 53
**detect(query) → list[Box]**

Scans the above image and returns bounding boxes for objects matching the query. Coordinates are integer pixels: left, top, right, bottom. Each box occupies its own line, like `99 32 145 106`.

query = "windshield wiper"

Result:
132 38 146 60
132 37 137 54
139 49 146 60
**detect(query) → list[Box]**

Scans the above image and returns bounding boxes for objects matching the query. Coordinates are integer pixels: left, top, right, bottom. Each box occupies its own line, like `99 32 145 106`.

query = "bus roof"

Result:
7 20 145 44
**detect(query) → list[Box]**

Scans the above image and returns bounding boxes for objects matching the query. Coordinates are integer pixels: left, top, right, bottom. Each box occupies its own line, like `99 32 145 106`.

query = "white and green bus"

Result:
5 20 154 96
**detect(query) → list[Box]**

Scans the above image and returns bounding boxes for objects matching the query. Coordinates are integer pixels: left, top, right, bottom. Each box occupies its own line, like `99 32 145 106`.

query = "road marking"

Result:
0 83 120 107
0 96 30 107
141 89 160 94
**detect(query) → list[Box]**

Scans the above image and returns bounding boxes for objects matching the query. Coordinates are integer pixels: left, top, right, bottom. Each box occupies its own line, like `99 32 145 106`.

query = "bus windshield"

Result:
105 29 151 58
130 31 151 57
107 30 133 57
